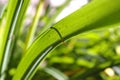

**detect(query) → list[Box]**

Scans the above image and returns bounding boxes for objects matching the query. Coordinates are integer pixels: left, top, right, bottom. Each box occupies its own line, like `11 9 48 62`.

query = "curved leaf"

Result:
13 0 120 79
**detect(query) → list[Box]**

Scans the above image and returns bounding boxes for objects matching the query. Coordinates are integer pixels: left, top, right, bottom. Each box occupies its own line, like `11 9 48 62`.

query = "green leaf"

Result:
44 67 69 80
13 0 120 79
0 0 24 79
0 0 19 76
0 0 30 79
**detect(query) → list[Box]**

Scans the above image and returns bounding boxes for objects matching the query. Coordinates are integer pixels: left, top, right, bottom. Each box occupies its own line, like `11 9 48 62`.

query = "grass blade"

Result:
0 0 23 79
0 0 19 75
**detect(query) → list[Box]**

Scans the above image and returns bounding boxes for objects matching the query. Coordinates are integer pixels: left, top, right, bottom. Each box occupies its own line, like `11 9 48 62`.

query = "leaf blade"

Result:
13 0 120 79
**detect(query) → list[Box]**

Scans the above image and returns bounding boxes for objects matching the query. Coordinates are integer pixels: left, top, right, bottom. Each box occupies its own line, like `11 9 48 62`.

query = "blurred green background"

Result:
1 0 120 80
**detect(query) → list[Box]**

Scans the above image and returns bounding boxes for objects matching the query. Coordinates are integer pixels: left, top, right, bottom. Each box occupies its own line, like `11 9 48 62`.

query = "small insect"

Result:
50 27 67 46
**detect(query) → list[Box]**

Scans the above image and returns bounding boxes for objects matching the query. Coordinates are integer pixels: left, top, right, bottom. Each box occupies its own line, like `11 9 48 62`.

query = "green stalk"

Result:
25 0 44 50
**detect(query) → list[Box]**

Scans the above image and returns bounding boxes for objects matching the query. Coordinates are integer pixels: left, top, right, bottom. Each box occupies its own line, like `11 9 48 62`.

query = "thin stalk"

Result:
25 0 44 50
